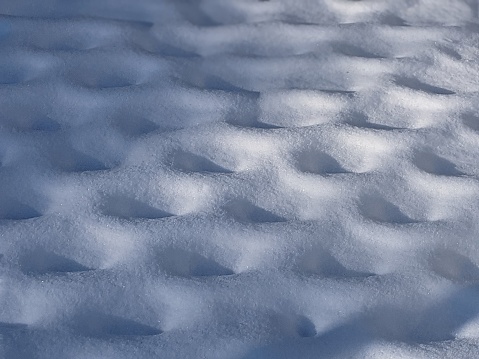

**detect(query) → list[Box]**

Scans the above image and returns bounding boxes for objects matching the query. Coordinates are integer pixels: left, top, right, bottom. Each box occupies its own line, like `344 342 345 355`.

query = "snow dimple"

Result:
429 248 479 282
394 76 456 95
100 194 173 220
259 90 349 128
172 1 219 27
0 57 42 85
0 51 56 85
155 248 234 277
0 196 41 221
72 312 162 338
296 315 317 338
0 66 28 85
410 286 479 343
359 194 416 224
462 112 479 132
20 248 91 275
344 111 404 131
0 20 12 41
223 199 287 224
436 44 463 61
63 51 167 90
223 91 282 129
294 148 349 175
67 62 139 89
413 151 466 177
49 147 110 173
296 246 374 278
169 150 232 174
80 73 135 89
332 42 385 59
113 114 159 137
0 102 61 132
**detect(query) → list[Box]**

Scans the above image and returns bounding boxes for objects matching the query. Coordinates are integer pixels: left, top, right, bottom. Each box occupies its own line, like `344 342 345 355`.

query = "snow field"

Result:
0 0 478 358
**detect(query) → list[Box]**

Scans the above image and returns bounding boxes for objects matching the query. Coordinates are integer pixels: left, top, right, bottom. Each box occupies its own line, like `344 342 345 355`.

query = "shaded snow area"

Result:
1 0 479 358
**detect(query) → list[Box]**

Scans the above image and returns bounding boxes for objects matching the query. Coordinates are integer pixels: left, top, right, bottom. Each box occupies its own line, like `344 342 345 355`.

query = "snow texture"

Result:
0 0 479 358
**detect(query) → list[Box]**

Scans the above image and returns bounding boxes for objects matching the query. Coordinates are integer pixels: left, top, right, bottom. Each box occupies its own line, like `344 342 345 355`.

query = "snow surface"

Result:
0 0 479 358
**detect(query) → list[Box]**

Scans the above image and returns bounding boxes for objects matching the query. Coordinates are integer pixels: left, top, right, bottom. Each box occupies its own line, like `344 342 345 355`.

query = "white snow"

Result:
0 0 479 358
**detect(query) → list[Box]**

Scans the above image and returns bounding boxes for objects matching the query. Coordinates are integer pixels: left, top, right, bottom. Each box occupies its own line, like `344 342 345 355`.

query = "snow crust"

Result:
0 0 479 358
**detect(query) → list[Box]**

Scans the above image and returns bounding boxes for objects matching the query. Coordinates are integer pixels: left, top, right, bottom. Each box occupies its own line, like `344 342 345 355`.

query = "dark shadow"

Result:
394 76 455 95
411 285 479 342
153 42 200 57
157 248 234 277
170 150 232 173
462 112 479 132
101 194 173 220
359 194 416 224
296 246 374 278
0 322 38 359
243 284 479 358
242 315 370 359
228 121 282 130
413 151 465 176
436 44 462 60
81 74 136 89
332 43 385 59
49 147 110 172
429 248 479 282
28 117 61 131
345 112 404 131
20 248 91 275
379 13 408 26
0 322 28 331
222 91 282 129
178 70 251 93
114 115 159 137
73 312 162 338
224 199 287 223
0 196 41 220
294 149 348 175
0 104 61 132
296 315 317 338
0 67 28 84
318 89 356 95
174 69 280 129
225 102 283 129
68 63 139 89
363 287 479 343
173 0 220 26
